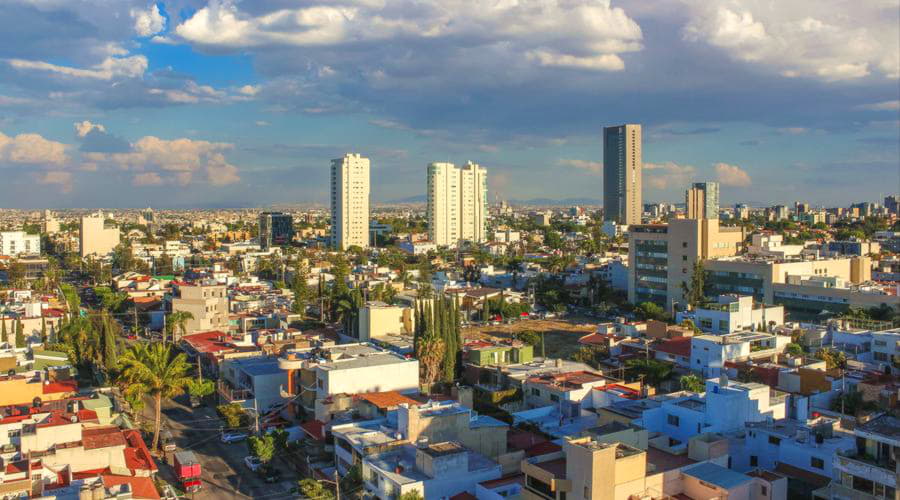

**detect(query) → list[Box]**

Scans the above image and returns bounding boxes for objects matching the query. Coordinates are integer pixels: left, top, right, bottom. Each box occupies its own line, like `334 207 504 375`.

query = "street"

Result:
144 395 300 499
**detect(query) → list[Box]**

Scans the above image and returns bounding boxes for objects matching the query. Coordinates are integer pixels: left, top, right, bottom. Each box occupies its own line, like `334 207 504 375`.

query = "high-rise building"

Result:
685 182 719 220
330 153 370 250
0 231 40 256
427 161 487 246
259 211 294 249
603 124 642 225
79 211 120 258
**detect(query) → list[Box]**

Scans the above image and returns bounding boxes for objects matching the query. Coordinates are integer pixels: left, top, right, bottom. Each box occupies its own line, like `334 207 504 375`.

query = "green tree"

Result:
291 264 312 316
785 343 804 357
635 302 667 322
626 359 674 388
40 317 47 343
816 347 847 370
14 319 25 348
217 403 247 429
186 379 215 399
247 434 276 464
399 490 424 500
680 260 708 309
831 390 877 416
165 311 194 343
270 428 290 452
679 374 705 393
571 345 606 368
1 318 6 344
118 343 192 451
298 479 334 500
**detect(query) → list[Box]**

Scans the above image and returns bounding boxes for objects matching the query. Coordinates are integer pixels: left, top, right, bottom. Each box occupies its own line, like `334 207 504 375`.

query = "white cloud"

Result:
74 120 105 138
714 162 752 187
132 172 163 186
174 0 643 72
558 158 603 174
0 132 67 165
8 55 148 80
777 127 808 135
36 170 73 193
131 4 166 37
682 2 899 81
238 84 261 96
644 161 696 189
254 120 270 126
856 100 900 111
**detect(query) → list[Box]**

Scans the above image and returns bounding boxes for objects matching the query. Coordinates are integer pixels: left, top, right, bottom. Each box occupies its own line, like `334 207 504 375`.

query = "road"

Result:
145 395 300 499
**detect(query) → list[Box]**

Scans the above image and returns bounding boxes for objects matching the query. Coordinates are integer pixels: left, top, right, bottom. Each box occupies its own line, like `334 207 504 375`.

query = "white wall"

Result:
318 359 419 396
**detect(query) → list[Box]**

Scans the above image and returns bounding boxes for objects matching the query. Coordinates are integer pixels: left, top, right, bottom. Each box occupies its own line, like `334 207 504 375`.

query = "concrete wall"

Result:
319 359 419 397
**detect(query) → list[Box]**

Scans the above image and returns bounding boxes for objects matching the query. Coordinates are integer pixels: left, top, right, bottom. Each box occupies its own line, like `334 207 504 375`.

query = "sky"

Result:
0 0 898 209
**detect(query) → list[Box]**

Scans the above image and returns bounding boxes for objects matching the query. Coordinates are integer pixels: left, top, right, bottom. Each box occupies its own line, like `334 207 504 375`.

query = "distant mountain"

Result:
383 194 427 203
510 197 602 206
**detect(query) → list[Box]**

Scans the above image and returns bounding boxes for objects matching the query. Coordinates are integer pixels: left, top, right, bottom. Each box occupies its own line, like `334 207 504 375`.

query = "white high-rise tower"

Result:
330 153 370 250
427 161 487 246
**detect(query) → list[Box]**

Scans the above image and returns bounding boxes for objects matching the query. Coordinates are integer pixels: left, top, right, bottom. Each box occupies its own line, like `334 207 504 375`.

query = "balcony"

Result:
217 380 253 403
835 452 897 488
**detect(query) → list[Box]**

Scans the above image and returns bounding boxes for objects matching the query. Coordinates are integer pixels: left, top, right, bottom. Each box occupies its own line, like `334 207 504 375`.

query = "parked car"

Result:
220 431 248 443
259 465 282 483
244 456 262 472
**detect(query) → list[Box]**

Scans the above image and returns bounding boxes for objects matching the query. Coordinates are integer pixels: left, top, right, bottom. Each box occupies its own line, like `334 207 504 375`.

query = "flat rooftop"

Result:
682 462 752 490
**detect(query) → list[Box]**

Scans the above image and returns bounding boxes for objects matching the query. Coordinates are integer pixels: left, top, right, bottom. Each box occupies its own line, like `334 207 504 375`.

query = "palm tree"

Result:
118 343 191 452
679 374 705 393
165 311 194 343
627 359 674 389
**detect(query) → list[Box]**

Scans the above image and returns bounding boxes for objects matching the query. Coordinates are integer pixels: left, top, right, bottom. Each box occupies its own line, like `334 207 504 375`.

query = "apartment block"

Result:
427 161 487 246
331 153 370 250
628 219 743 310
677 294 785 334
686 181 720 220
0 231 40 257
603 124 642 225
691 332 791 378
814 414 898 500
357 301 415 341
171 282 230 336
79 211 120 258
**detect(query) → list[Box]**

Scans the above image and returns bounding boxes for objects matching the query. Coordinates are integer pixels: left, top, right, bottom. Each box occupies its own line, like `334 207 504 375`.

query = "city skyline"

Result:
0 1 897 208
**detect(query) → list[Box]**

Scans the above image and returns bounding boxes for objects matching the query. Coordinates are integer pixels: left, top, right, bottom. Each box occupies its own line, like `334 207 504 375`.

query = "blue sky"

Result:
0 0 897 208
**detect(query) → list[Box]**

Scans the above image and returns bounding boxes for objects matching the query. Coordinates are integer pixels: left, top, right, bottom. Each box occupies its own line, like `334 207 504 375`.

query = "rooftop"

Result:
526 370 605 391
356 391 420 409
857 414 900 441
682 462 752 490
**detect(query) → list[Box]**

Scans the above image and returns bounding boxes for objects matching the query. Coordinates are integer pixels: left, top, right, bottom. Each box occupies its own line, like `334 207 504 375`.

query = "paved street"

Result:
144 396 300 499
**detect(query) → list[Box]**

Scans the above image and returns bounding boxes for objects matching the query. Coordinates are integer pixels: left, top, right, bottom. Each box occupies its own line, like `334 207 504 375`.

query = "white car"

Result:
220 431 248 443
244 456 262 472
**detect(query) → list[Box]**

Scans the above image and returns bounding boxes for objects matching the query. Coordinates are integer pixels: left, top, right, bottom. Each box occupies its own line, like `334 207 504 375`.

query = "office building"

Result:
0 231 40 257
330 153 370 250
686 181 719 219
258 211 294 249
603 124 642 225
42 210 60 234
79 211 120 258
627 218 744 310
427 161 487 246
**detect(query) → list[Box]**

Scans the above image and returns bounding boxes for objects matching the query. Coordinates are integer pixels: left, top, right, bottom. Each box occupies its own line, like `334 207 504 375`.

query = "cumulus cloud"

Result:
715 162 752 187
8 55 148 80
644 161 696 189
558 158 603 174
36 170 73 193
74 121 105 138
131 4 166 37
0 132 68 165
682 2 899 81
132 172 163 186
174 0 643 73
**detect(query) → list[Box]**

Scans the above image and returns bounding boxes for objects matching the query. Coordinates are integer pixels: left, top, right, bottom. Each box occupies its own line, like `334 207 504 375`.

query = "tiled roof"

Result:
43 379 78 395
102 475 161 500
82 426 127 450
355 391 420 409
123 430 157 473
301 420 326 441
654 337 692 358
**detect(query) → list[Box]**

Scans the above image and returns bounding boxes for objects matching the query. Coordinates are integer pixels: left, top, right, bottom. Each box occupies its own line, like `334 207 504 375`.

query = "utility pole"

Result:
334 469 341 500
162 313 167 345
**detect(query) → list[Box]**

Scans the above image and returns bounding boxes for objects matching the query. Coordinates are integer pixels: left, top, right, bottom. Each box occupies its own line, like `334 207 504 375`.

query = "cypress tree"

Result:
15 320 25 348
41 317 47 343
1 318 6 344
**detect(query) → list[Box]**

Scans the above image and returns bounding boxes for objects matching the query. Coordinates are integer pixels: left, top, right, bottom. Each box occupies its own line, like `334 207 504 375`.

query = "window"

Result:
550 394 559 402
811 457 824 469
7 429 19 438
750 455 758 466
768 436 781 446
760 485 768 496
667 414 679 426
531 388 540 397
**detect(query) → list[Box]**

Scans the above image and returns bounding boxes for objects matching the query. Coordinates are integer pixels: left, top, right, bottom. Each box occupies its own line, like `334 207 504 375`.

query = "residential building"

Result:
218 356 287 414
79 211 120 258
628 219 743 310
523 371 609 409
691 331 791 378
171 282 230 335
871 328 900 373
357 302 414 342
362 441 502 499
0 231 40 257
465 340 533 368
814 414 898 500
748 233 806 258
603 124 642 225
427 161 488 246
686 181 720 220
677 294 785 334
258 211 293 249
637 379 787 453
826 240 880 257
331 153 370 250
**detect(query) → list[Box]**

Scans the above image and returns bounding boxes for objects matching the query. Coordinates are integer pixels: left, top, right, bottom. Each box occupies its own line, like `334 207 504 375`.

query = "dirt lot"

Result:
462 318 598 359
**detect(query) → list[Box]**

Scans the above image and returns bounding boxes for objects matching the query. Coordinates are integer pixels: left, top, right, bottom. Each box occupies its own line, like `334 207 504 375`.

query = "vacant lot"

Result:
462 318 598 359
